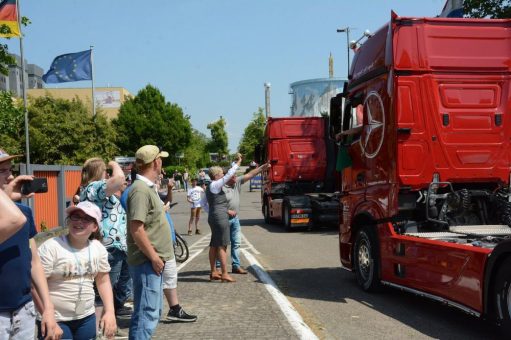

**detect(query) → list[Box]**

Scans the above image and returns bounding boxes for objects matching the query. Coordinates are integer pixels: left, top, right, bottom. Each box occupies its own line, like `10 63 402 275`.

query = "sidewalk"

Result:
116 242 298 339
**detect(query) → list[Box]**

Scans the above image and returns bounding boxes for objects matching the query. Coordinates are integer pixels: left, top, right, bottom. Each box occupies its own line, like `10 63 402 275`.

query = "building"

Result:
28 87 132 119
0 54 44 95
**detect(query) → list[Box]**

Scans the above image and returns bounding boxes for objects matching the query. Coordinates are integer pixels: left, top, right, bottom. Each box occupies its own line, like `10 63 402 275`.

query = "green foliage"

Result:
182 129 211 170
0 91 24 153
206 116 228 157
28 95 118 165
464 0 511 18
113 84 192 165
238 107 266 164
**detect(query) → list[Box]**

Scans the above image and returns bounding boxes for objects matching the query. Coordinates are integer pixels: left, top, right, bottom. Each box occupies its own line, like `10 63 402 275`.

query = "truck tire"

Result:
493 257 511 333
354 226 381 291
263 199 270 224
283 201 292 231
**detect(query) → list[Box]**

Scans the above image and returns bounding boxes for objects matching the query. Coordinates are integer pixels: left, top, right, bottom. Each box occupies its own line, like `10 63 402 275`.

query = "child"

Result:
37 201 117 339
186 178 204 235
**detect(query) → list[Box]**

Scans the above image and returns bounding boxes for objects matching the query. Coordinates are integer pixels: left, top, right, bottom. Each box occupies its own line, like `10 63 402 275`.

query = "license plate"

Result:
291 218 310 224
291 214 308 218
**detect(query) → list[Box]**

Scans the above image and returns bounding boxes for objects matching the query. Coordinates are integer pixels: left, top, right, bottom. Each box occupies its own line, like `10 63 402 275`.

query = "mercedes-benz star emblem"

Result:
360 91 385 159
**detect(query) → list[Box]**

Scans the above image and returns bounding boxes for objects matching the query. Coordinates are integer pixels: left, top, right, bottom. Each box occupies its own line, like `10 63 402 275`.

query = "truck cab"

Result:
260 116 340 229
335 13 511 328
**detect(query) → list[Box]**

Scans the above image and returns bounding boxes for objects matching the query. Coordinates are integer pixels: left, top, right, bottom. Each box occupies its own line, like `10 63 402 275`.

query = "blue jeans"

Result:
107 248 132 310
216 216 242 269
128 261 163 340
37 313 96 340
0 300 36 340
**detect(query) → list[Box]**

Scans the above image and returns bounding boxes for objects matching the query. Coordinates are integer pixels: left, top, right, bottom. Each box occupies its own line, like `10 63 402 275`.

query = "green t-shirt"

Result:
126 180 174 265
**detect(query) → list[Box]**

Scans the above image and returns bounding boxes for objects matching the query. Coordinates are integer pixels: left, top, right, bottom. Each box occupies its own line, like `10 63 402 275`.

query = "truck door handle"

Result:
356 172 365 182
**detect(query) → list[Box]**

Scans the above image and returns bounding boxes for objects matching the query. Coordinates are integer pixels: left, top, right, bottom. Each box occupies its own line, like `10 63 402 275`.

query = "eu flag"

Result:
42 50 92 83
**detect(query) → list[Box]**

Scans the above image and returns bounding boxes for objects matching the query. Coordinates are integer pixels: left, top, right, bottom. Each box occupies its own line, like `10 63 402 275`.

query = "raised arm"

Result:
242 162 270 184
0 190 26 243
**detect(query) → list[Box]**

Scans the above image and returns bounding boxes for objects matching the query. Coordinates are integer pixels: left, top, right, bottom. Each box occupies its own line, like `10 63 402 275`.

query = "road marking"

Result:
241 249 319 340
241 233 260 254
176 234 210 272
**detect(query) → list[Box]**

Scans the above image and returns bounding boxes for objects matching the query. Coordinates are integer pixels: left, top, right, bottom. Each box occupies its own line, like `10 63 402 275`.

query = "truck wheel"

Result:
354 226 381 291
493 257 511 332
263 199 270 224
283 202 292 231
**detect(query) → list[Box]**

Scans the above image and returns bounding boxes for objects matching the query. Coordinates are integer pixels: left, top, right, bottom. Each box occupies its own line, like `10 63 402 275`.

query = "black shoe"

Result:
166 307 197 322
115 305 133 316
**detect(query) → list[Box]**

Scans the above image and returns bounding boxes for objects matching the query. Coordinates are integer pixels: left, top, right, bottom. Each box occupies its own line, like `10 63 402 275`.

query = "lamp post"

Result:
264 82 271 118
336 27 351 78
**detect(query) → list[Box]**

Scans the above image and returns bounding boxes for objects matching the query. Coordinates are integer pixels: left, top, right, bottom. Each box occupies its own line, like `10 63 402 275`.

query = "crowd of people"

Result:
0 144 269 339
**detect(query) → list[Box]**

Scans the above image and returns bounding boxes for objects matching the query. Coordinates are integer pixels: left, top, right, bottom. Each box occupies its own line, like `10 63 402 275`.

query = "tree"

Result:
28 95 118 165
464 0 511 18
113 84 192 164
0 91 24 154
206 116 229 159
182 129 211 171
238 107 266 164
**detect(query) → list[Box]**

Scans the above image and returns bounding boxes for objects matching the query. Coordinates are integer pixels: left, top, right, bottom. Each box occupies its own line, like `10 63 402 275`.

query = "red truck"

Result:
259 116 340 229
333 13 511 330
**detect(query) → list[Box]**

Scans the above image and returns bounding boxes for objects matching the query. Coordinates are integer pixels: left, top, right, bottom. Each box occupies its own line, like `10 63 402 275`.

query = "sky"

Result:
7 0 445 152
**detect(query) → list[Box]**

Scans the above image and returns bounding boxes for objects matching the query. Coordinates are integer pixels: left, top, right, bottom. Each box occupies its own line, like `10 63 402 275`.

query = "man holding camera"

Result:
0 149 61 339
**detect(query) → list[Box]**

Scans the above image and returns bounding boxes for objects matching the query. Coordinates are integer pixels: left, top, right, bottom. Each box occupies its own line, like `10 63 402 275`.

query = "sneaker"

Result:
187 230 193 236
195 229 201 235
166 307 197 322
115 305 133 316
114 328 129 339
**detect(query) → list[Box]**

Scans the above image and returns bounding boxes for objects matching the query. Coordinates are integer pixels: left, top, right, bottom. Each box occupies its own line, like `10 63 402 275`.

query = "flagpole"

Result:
16 0 30 174
90 45 95 117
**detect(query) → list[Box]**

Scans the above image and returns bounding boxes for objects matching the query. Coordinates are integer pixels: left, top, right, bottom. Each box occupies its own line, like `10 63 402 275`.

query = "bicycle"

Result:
166 203 190 263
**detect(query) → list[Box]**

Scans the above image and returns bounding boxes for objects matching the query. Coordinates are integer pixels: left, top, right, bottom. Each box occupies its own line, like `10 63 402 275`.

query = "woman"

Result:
79 158 132 318
37 201 116 339
206 154 242 282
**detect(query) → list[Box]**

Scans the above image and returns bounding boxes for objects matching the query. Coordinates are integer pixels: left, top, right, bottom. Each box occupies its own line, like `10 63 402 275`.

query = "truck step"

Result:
448 225 511 236
404 232 461 239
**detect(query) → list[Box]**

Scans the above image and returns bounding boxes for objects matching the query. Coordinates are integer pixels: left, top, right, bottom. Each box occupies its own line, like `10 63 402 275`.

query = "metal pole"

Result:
16 0 30 175
90 45 96 116
264 82 271 118
336 27 351 78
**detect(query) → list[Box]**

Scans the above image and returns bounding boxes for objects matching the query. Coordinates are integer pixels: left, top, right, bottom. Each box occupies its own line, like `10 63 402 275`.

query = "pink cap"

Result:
66 201 102 226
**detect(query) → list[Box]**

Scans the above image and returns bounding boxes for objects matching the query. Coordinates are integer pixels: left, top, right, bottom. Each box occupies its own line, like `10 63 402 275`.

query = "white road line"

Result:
241 249 319 340
241 233 260 254
176 234 210 272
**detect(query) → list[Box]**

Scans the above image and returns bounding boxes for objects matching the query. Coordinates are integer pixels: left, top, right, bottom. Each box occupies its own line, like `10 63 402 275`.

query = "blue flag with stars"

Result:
42 50 92 83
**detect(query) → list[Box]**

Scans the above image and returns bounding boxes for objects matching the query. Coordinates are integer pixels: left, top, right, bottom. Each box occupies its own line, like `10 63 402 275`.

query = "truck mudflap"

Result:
283 195 312 228
309 194 340 227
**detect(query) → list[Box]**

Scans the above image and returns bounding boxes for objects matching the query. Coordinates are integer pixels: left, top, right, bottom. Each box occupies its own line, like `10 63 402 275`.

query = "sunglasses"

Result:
69 214 96 224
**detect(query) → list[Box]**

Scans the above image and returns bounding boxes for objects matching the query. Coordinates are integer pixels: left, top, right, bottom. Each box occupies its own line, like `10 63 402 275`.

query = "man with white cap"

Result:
0 149 61 339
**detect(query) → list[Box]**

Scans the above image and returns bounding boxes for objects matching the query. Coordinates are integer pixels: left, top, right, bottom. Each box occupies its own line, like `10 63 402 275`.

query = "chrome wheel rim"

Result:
358 239 371 279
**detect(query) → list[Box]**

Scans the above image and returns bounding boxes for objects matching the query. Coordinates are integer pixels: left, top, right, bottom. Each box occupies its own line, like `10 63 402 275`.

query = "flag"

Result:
439 0 464 18
0 0 20 37
42 50 92 83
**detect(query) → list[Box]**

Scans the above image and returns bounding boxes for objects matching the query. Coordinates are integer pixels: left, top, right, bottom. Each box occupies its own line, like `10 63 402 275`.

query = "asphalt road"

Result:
168 187 505 340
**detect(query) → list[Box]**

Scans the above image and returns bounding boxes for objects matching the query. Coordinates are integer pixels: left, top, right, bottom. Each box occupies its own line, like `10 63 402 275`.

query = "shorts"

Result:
162 258 177 290
190 207 201 218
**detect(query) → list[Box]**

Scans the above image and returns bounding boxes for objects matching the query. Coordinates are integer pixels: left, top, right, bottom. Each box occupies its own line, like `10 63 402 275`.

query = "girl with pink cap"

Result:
36 201 117 339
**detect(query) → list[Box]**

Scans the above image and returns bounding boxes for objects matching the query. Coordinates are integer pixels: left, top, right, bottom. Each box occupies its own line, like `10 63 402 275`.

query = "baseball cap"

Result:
135 145 169 165
0 149 21 164
65 201 102 226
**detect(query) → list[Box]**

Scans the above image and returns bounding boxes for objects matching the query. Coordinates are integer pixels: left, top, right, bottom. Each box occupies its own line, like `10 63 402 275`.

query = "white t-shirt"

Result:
38 236 110 321
187 186 205 208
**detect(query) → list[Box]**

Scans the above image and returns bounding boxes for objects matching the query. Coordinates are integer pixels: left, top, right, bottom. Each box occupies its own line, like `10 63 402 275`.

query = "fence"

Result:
19 163 82 232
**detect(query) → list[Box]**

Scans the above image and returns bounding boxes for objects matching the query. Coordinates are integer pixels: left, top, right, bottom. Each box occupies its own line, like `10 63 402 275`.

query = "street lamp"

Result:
336 27 351 78
264 82 271 118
